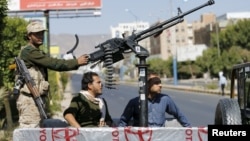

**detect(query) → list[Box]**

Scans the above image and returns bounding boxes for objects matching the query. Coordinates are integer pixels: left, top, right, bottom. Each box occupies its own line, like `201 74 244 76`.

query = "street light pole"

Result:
44 10 50 56
169 0 178 85
216 22 220 58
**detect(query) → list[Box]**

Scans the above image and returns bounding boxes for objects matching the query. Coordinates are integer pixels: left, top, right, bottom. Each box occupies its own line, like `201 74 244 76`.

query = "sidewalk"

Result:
120 80 232 96
163 84 228 95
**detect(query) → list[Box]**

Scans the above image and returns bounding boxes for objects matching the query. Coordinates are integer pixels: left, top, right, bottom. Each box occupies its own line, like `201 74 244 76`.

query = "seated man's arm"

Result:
119 99 135 127
103 98 113 127
63 95 82 128
165 96 191 127
64 113 81 128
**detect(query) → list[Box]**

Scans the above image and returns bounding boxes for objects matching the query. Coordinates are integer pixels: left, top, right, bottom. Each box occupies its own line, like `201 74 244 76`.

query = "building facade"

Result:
109 12 250 79
149 13 215 61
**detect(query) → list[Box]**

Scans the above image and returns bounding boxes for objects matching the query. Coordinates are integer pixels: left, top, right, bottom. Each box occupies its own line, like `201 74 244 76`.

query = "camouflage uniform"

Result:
17 45 79 128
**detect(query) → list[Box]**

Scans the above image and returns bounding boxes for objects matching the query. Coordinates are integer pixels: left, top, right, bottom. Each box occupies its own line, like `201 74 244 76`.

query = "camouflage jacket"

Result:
19 44 79 95
19 45 79 73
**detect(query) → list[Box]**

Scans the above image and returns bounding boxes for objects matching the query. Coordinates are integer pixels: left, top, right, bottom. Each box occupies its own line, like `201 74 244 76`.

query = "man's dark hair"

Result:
147 70 158 79
81 71 99 90
148 77 161 90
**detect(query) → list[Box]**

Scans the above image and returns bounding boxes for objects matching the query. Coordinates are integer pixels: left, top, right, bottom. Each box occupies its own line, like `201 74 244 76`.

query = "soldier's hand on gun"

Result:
77 54 89 66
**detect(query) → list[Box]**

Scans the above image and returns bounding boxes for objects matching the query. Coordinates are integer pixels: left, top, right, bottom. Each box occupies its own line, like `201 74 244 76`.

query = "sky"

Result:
49 0 250 35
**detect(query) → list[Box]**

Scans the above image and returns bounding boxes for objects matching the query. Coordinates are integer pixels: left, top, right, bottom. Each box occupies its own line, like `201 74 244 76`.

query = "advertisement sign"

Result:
8 0 101 12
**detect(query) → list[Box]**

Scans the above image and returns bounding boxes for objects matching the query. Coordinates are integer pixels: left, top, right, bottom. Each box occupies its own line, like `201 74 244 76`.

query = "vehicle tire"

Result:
214 98 242 125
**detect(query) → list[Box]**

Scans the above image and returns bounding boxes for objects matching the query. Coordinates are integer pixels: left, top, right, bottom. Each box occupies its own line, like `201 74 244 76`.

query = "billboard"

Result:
8 0 101 12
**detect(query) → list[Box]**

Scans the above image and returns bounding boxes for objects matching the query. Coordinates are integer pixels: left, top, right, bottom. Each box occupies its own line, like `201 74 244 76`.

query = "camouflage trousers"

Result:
16 94 42 128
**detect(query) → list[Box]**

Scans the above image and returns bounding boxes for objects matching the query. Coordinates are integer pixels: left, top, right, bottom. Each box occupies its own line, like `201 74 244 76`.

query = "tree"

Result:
221 46 250 75
147 58 172 77
0 0 13 131
195 47 218 77
1 17 27 89
211 19 250 51
195 45 250 79
0 0 8 87
233 20 250 49
0 1 27 130
178 60 202 79
205 20 250 78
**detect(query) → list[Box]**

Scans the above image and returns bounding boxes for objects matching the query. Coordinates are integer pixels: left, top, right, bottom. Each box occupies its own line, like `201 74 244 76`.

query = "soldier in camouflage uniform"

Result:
63 72 113 127
16 21 89 128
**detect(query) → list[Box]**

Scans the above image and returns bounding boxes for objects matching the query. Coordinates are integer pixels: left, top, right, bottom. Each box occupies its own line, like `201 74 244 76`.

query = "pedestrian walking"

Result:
219 74 227 96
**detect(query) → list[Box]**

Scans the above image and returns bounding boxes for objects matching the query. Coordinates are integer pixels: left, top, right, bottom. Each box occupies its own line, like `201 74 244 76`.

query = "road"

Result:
70 73 226 127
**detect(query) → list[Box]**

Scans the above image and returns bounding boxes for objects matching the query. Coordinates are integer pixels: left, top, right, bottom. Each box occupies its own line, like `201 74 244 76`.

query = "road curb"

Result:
120 81 231 96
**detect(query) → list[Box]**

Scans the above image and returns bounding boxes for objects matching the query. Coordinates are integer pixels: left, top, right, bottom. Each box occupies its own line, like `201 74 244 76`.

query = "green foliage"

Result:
0 17 27 88
178 60 202 79
0 0 7 87
0 0 7 19
221 46 250 67
147 58 172 77
149 19 250 79
196 45 250 78
203 19 250 78
205 82 218 90
211 19 250 50
196 47 218 75
60 72 69 91
47 70 62 115
0 2 18 138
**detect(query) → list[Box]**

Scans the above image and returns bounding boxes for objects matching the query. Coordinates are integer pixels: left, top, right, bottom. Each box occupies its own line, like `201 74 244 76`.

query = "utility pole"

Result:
216 22 220 58
44 10 50 56
125 9 138 30
169 0 178 85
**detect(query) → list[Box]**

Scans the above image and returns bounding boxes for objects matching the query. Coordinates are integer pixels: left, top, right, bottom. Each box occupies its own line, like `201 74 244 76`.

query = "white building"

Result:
217 12 250 21
177 44 207 62
110 21 150 79
217 12 250 28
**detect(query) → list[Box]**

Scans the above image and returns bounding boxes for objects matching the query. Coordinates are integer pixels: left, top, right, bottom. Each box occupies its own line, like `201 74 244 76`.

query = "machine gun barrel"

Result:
88 0 215 63
134 0 215 42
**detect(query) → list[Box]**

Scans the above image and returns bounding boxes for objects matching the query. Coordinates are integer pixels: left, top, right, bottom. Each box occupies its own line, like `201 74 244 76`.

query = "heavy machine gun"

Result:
68 0 215 126
87 0 215 89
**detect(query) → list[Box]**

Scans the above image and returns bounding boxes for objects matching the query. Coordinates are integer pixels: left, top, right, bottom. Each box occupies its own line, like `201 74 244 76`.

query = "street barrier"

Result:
13 126 208 141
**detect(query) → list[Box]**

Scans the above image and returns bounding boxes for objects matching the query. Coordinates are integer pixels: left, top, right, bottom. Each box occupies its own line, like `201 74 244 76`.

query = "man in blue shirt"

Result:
119 77 191 127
